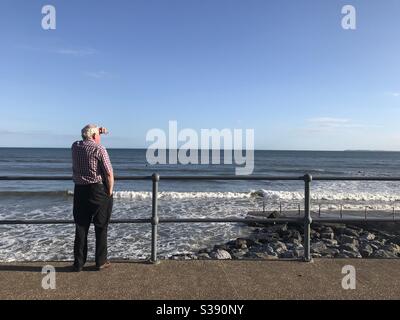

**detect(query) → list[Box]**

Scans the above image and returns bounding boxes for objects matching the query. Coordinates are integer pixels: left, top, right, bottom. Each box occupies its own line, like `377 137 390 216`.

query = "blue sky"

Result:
0 0 399 150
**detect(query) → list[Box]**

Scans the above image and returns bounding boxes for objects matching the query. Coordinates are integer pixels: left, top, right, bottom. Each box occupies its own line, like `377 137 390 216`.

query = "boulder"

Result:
383 243 400 255
246 252 278 260
371 250 397 259
310 241 327 254
230 249 248 260
197 252 211 260
360 232 375 241
214 244 230 251
292 238 303 246
360 243 373 258
256 232 281 243
267 224 288 233
293 248 305 257
323 239 338 246
270 241 287 254
341 243 359 253
210 249 232 260
337 228 360 237
339 235 359 246
267 211 280 219
235 238 248 249
338 250 362 258
281 250 295 259
321 226 334 234
321 232 335 240
321 248 340 258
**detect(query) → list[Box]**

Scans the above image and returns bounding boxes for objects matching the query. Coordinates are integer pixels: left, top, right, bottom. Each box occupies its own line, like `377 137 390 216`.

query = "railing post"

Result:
303 174 313 262
150 173 160 264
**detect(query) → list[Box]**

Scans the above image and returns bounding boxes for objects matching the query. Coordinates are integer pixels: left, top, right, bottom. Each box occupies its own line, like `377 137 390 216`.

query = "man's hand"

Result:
99 127 109 135
106 171 114 198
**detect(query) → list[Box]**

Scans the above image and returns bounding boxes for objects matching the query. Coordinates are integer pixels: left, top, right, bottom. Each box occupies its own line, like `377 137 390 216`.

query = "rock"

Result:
214 244 230 251
197 252 211 260
171 254 194 260
321 226 334 234
281 250 295 259
371 250 397 259
292 238 303 246
369 239 386 252
293 248 305 257
210 249 232 260
310 241 327 253
235 238 248 249
285 243 294 250
339 250 362 258
321 232 334 240
341 243 359 253
369 242 381 251
270 241 287 254
246 252 278 260
383 243 400 255
360 232 375 241
198 248 212 254
360 243 373 258
328 223 347 232
267 224 288 233
339 235 359 246
251 244 276 255
256 232 281 244
291 230 302 242
267 211 280 219
323 239 338 246
230 249 248 260
343 228 362 237
321 248 340 258
337 227 360 237
310 229 320 239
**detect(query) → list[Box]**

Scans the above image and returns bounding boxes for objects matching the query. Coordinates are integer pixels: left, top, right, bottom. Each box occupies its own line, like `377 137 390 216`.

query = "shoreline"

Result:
170 213 400 260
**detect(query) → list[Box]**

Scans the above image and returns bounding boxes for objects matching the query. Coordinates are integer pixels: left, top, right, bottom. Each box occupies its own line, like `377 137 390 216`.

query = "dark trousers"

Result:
73 183 113 267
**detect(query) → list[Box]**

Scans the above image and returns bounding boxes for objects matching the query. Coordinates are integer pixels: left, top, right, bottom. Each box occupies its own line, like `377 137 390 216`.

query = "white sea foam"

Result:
113 191 253 199
256 189 400 203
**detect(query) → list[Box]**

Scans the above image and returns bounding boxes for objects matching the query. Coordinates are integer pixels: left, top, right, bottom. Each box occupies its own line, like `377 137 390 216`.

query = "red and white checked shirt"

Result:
71 140 113 185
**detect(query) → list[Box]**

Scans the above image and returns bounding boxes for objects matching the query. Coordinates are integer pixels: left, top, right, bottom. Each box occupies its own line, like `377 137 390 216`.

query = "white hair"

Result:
81 124 99 140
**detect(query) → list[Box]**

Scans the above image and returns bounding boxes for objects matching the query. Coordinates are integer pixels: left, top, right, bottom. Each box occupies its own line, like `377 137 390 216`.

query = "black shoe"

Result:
72 265 83 272
96 261 111 271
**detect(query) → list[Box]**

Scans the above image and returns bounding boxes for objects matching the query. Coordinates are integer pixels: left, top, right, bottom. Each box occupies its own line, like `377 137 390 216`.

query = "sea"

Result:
1 148 400 262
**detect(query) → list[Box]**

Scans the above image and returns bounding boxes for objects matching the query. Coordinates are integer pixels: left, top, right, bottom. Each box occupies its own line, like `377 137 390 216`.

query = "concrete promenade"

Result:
0 259 399 300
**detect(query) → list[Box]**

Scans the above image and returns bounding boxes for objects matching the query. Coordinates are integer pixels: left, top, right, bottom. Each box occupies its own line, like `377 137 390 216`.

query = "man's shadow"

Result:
0 260 151 273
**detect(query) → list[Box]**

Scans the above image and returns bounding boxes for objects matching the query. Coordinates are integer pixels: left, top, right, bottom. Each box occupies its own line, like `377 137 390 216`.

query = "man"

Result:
71 124 114 272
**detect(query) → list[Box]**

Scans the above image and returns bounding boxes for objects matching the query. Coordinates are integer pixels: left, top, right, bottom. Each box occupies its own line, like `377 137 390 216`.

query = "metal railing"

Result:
1 174 400 263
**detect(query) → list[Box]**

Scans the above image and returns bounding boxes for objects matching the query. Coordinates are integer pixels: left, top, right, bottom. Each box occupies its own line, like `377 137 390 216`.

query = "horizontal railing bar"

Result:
159 218 304 223
0 176 152 181
313 177 400 181
158 176 305 181
0 219 151 225
1 175 400 181
0 218 302 225
313 218 400 223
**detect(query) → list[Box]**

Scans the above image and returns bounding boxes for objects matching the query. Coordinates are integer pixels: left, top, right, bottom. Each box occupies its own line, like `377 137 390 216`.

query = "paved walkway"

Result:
0 259 399 299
